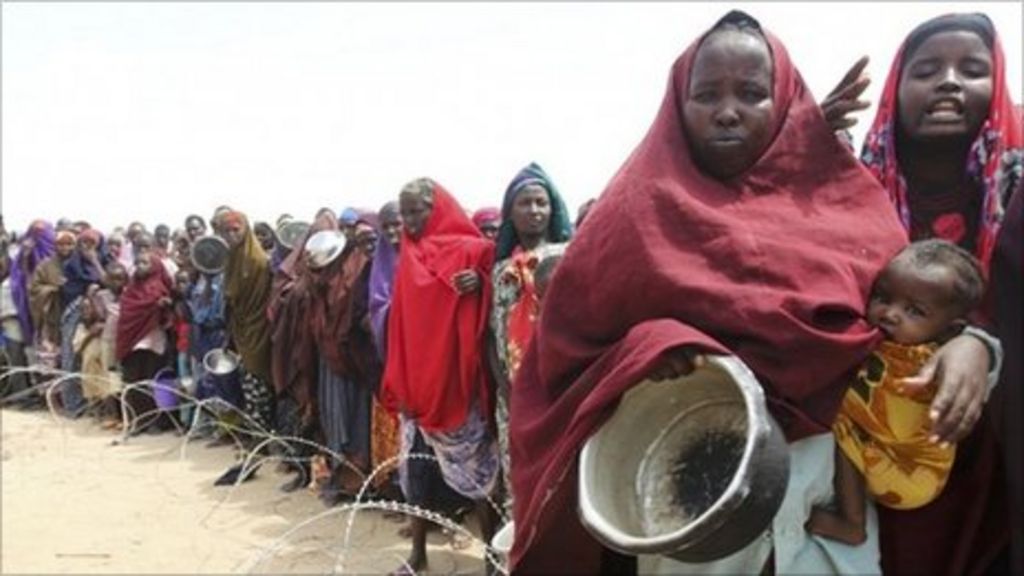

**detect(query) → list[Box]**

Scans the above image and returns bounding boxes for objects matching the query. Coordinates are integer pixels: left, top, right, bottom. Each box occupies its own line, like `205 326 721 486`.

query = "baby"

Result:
807 239 990 544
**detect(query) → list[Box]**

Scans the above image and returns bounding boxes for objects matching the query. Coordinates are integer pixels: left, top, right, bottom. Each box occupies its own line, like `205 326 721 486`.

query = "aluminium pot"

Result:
577 354 789 563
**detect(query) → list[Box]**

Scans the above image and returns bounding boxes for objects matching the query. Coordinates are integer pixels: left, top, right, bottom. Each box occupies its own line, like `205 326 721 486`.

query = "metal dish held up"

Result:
578 355 789 563
203 348 240 376
275 220 311 251
190 236 230 275
304 229 347 270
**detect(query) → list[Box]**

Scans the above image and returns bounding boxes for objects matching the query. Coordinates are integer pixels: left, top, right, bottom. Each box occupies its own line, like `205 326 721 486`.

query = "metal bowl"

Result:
275 220 311 251
190 236 230 275
578 355 789 563
203 348 240 376
304 229 347 269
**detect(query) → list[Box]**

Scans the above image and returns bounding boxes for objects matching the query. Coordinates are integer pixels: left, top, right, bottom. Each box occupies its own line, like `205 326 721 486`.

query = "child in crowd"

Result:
94 263 128 428
806 239 996 544
74 262 128 429
187 267 230 442
74 285 112 424
172 269 195 427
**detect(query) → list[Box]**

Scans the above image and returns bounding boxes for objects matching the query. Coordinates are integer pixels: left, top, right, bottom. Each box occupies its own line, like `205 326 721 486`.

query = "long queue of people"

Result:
1 9 1023 576
0 161 589 574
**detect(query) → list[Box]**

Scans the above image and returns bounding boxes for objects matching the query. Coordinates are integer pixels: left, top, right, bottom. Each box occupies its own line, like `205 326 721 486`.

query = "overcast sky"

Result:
3 2 1021 233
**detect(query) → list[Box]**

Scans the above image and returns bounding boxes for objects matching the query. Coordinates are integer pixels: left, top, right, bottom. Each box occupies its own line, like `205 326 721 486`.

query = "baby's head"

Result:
534 253 564 302
868 240 984 345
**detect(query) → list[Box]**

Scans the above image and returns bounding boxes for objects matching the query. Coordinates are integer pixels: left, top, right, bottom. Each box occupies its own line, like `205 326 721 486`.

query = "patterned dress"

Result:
833 340 953 509
491 242 566 512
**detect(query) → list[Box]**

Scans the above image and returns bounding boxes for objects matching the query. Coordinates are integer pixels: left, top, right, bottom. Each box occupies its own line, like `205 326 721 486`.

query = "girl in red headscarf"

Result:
854 13 1022 576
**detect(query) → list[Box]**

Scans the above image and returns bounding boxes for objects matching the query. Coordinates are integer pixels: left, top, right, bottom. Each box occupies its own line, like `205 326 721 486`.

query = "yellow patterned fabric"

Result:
833 340 954 510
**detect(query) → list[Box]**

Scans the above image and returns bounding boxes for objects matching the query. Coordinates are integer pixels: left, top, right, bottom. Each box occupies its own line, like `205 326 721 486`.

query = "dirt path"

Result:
1 408 487 574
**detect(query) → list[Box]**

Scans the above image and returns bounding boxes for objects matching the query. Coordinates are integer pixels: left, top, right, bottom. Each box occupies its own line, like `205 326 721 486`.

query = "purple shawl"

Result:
10 221 55 342
367 235 398 359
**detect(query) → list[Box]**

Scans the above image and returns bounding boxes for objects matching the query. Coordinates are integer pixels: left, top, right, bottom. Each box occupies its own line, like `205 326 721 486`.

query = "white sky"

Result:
2 2 1021 233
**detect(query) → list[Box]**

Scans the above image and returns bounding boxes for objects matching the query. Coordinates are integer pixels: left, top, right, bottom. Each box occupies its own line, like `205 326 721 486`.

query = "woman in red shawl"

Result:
380 178 500 575
849 13 1022 576
116 250 175 433
507 11 992 575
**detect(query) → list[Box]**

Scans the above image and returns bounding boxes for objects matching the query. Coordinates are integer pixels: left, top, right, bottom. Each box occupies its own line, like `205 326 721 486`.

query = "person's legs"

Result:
404 516 428 572
239 369 274 438
58 303 86 417
3 339 31 397
806 447 867 544
476 498 500 575
122 350 164 433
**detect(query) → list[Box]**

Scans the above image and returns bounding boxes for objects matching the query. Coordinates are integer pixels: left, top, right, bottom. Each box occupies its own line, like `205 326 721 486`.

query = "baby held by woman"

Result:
807 239 995 544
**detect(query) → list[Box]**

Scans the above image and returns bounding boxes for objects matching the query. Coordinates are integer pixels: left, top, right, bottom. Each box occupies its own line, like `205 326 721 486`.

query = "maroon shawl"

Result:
993 181 1023 574
268 214 330 422
115 258 171 361
507 24 907 573
309 219 373 380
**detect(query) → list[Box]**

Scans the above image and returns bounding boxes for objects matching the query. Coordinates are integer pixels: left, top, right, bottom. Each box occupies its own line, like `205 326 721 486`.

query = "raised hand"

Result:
821 56 872 132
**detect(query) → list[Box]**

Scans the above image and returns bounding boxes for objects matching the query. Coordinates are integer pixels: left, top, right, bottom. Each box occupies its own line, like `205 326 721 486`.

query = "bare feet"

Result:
805 507 866 545
390 554 425 575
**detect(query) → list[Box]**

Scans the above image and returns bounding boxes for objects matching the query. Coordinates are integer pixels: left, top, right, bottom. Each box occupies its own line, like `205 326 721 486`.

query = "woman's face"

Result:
56 237 76 259
381 214 403 247
898 31 993 144
355 224 379 256
254 226 275 251
154 226 171 249
134 252 153 278
185 218 206 241
78 236 98 254
511 184 552 240
682 29 776 180
221 219 246 249
106 266 128 293
399 193 433 239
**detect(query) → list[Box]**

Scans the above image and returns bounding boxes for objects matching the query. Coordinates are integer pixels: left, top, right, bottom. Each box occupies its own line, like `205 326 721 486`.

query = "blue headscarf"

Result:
339 207 360 226
494 162 573 261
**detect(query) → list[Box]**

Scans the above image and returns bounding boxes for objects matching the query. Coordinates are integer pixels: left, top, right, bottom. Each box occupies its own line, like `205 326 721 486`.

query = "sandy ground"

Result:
1 407 489 574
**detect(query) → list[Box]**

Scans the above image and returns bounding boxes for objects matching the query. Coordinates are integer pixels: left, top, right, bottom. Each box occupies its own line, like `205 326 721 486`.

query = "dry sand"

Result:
1 408 488 574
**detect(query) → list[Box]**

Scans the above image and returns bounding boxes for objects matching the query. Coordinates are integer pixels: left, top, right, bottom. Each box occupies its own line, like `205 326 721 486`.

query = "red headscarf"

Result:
379 180 496 432
115 257 171 361
507 18 907 573
861 14 1023 275
472 207 500 228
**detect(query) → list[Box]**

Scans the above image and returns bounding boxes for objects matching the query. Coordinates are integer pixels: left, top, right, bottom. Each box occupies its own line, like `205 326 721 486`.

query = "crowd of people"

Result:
0 9 1021 576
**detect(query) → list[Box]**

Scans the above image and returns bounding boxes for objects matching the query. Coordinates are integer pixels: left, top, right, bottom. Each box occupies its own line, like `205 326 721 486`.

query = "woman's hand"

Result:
648 348 705 381
821 56 872 132
901 334 990 444
451 269 481 295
